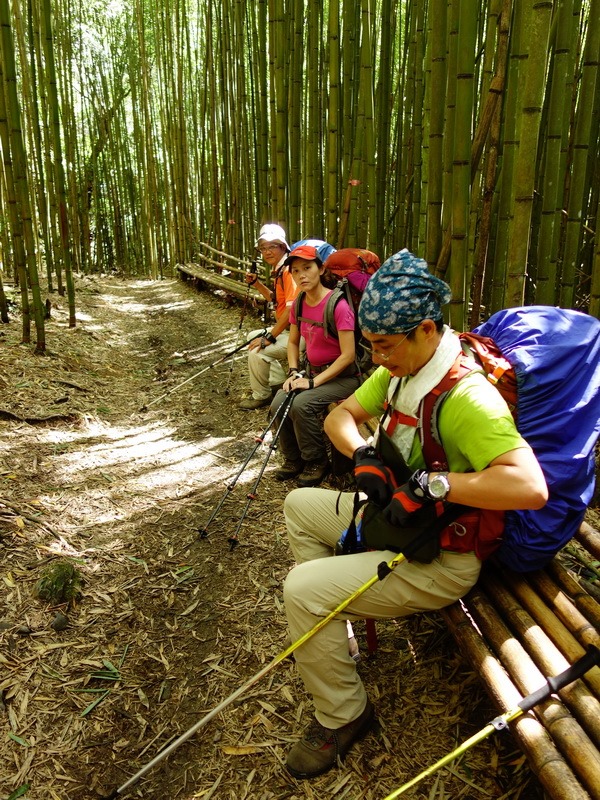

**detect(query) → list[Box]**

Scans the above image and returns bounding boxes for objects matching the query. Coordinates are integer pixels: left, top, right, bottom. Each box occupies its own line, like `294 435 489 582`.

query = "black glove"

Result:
382 470 432 527
353 445 398 506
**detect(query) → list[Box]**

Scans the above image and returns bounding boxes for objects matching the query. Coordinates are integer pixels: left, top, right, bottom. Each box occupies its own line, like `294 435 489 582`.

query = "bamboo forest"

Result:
0 0 599 352
2 2 600 799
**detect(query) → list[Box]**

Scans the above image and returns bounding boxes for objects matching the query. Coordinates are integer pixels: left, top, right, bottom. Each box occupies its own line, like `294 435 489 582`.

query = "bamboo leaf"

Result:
8 732 30 747
80 689 110 717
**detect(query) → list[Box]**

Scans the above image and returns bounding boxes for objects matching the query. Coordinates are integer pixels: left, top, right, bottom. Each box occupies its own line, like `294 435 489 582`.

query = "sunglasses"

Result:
362 327 418 361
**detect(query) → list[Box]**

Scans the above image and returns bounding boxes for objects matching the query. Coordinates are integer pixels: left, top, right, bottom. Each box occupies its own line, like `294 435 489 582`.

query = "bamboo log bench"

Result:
336 411 600 798
177 242 265 306
439 520 600 800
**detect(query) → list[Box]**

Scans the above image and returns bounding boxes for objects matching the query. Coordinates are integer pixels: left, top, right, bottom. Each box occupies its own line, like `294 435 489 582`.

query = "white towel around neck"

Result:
383 326 462 461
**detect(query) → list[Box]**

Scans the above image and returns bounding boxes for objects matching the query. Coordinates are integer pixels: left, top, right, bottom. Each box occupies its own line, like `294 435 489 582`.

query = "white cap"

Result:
255 223 289 250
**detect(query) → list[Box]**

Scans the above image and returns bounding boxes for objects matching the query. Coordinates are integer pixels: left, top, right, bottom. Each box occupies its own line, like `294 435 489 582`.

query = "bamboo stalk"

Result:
441 602 591 800
528 570 600 650
577 522 600 561
547 561 600 643
500 571 600 698
481 571 600 748
464 586 600 796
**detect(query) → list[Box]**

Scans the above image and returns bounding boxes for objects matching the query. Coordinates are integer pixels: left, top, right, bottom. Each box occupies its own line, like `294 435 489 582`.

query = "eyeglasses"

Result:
362 327 417 361
258 245 280 254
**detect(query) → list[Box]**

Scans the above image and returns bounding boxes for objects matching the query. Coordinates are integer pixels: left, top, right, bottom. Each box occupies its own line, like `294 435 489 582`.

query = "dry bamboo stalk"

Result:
482 572 600 749
528 569 600 649
501 570 600 697
441 602 591 800
577 522 600 561
548 560 600 631
463 587 600 798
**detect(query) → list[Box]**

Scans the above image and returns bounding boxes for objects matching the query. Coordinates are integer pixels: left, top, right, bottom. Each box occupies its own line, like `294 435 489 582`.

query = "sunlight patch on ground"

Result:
32 418 248 524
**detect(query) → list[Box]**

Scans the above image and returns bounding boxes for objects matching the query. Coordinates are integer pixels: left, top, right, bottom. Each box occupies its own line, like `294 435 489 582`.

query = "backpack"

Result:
293 248 381 376
417 306 600 572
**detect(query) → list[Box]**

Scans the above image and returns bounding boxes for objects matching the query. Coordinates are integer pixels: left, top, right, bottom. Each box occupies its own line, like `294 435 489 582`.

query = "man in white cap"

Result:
239 224 300 410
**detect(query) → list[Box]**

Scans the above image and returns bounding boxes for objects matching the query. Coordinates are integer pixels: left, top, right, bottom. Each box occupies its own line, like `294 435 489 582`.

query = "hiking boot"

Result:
275 458 304 481
297 459 329 487
286 700 376 779
238 396 271 410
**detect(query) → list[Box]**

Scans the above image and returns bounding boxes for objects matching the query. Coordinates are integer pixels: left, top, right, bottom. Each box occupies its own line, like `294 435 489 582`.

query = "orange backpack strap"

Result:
459 331 517 414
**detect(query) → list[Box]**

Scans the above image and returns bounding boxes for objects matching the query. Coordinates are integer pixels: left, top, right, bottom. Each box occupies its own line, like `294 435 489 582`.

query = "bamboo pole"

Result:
501 571 600 698
464 585 600 795
548 561 600 633
577 522 600 561
528 570 600 650
441 602 592 800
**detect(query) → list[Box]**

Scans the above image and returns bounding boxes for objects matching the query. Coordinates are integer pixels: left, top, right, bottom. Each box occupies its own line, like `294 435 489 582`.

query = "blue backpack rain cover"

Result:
473 306 600 572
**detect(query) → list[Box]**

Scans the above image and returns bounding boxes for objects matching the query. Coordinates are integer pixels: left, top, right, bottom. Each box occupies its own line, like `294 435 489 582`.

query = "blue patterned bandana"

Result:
358 249 452 334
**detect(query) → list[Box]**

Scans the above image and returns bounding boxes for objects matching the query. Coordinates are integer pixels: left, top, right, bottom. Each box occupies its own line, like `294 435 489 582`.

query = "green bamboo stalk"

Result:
505 0 553 307
326 0 340 243
559 0 600 307
0 0 45 350
425 0 446 266
447 0 478 330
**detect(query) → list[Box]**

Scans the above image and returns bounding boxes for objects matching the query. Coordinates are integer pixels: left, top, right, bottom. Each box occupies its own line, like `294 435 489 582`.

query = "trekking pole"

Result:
101 527 433 800
227 389 297 550
381 645 600 800
224 259 258 397
197 395 291 540
140 330 266 411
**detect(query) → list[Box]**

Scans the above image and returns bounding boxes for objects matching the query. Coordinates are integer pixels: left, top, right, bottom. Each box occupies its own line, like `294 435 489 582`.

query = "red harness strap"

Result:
382 354 505 559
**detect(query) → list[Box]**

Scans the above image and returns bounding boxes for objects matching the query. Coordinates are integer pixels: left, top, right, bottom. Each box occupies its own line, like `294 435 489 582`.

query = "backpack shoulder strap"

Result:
419 354 476 470
322 284 346 339
293 291 306 327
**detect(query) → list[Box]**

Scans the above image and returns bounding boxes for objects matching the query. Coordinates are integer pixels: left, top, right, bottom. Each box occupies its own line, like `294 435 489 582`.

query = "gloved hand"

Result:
382 469 432 527
353 445 398 506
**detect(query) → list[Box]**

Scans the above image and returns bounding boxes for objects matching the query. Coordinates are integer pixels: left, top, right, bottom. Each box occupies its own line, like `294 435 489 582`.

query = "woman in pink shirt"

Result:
270 245 360 487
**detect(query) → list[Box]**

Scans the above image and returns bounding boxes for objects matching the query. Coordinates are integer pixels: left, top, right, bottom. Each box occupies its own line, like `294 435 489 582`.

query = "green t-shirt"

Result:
355 365 528 473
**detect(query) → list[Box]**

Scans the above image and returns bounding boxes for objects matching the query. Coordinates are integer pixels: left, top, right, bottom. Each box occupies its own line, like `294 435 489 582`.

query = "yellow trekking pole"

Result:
101 548 408 799
382 645 600 799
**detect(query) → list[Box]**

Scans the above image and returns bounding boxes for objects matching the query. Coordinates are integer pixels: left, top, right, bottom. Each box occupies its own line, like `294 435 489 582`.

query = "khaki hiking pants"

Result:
283 487 482 729
247 328 289 400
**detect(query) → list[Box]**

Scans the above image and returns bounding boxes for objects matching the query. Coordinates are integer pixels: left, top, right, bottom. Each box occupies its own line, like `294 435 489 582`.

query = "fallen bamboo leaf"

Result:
80 689 110 716
8 733 30 747
7 786 30 800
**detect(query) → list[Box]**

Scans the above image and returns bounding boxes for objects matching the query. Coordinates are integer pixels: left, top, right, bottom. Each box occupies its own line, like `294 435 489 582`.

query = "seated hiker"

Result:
239 224 299 410
270 244 361 487
281 249 548 779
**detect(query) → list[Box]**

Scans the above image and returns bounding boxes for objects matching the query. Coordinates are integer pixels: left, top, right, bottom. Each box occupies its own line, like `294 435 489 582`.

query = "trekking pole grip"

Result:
519 645 600 713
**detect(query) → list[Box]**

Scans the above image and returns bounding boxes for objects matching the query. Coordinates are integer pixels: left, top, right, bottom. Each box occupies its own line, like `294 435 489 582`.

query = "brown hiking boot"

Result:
297 458 329 487
238 396 271 410
286 700 376 778
274 458 304 481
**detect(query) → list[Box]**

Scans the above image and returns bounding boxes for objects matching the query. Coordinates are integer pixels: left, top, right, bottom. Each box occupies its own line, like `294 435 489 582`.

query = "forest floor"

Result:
0 274 546 800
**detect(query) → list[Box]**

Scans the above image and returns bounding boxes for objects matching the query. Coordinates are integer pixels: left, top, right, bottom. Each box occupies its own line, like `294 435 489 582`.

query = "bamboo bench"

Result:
333 410 600 798
177 242 266 307
439 520 600 800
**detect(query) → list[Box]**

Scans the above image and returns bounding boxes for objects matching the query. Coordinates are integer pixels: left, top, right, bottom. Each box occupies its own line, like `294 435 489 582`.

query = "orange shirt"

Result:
272 259 299 320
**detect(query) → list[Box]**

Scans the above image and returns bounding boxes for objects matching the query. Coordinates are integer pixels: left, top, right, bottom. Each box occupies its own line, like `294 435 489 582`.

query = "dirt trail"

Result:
0 276 540 800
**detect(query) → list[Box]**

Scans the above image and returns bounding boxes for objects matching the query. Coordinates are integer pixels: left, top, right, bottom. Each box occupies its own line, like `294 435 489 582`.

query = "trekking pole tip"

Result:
198 527 209 539
99 791 120 800
228 537 239 551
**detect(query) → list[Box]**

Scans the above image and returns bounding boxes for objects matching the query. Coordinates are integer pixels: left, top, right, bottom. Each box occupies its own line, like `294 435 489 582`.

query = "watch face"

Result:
429 475 449 499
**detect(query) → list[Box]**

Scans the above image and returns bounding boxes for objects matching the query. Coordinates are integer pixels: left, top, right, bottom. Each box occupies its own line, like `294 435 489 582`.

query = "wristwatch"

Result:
427 472 450 500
